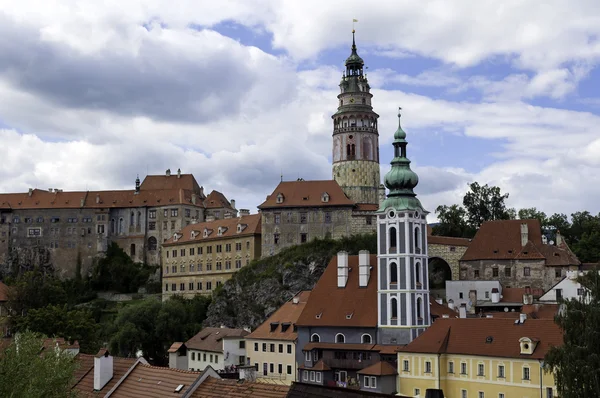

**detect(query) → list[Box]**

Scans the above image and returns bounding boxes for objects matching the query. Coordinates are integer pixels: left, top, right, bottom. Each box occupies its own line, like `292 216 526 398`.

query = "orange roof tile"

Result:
139 173 200 192
357 361 397 376
185 327 249 353
247 291 310 341
258 180 354 209
203 190 233 209
107 363 202 398
399 318 563 360
500 287 544 303
296 254 378 328
72 355 137 397
429 297 458 319
372 345 404 355
461 219 579 266
355 203 378 211
163 214 261 246
427 235 471 247
168 342 184 353
190 376 289 398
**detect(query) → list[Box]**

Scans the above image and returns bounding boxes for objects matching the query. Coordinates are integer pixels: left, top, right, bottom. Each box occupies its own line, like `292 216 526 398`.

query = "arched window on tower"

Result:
417 297 423 320
346 144 351 158
137 211 141 227
391 298 398 319
110 218 115 234
389 227 397 253
130 212 134 226
390 262 398 287
415 262 421 287
415 227 421 254
148 237 157 251
118 218 124 234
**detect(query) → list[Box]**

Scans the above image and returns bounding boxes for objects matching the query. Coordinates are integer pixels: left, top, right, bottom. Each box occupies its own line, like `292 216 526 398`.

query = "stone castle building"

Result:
259 32 384 257
0 169 237 278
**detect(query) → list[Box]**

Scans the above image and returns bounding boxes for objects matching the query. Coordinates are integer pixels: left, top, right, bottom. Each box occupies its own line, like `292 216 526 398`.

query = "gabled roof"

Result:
461 219 580 266
163 214 261 246
287 382 407 398
399 318 563 360
203 190 233 210
429 297 458 319
296 254 378 328
139 173 200 192
71 354 137 397
246 291 311 341
190 376 289 398
357 361 398 376
258 180 355 209
105 362 202 398
185 327 249 353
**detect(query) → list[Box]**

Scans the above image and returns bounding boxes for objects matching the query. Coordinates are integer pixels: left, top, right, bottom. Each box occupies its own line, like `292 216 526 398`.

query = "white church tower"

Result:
377 108 430 345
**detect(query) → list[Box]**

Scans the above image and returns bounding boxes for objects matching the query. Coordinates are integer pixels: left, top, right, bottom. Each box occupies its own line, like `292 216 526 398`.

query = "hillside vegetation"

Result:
204 233 377 329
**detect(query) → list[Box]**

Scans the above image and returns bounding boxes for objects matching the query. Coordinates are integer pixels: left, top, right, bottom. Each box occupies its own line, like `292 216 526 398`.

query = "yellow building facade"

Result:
161 214 261 298
396 318 561 398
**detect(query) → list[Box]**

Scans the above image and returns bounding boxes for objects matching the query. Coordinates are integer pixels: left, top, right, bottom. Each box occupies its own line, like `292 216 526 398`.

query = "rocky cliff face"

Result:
0 246 55 278
204 234 376 329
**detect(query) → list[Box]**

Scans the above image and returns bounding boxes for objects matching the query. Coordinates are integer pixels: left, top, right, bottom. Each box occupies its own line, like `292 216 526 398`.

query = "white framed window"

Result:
498 364 505 378
316 372 322 383
303 371 308 381
478 363 485 376
415 389 421 396
361 334 372 344
335 333 345 343
364 376 370 388
311 333 320 343
523 367 530 380
461 390 467 398
310 371 315 382
403 359 409 372
499 393 505 398
304 351 311 361
448 361 454 374
425 361 432 373
461 362 467 375
478 392 484 398
370 376 376 388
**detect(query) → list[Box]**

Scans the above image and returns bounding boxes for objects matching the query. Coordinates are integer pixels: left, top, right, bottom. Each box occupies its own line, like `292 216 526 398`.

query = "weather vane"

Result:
352 18 358 32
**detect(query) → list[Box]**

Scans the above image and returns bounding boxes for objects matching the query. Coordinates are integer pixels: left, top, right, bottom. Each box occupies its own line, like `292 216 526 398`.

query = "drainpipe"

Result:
539 360 544 398
437 353 441 390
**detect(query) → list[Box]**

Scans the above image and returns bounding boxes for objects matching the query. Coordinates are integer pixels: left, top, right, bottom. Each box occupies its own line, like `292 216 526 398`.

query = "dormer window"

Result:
519 337 538 355
237 224 247 233
203 228 212 238
321 192 330 203
217 226 227 236
276 193 284 204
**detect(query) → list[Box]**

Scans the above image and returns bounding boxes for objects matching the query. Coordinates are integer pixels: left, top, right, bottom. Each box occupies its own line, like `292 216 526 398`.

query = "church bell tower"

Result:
332 30 380 205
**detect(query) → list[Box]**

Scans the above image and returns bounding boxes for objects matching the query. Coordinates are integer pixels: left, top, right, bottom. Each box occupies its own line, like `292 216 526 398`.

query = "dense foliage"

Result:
545 271 600 397
0 331 78 398
204 233 377 329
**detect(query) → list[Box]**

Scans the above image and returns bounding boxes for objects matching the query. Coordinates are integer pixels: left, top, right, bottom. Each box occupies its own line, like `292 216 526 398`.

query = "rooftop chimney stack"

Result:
177 168 181 178
520 223 529 246
459 303 467 318
166 169 171 176
337 251 349 288
556 230 563 246
491 288 500 304
358 250 370 287
94 349 113 391
519 313 527 323
135 175 140 194
95 194 100 204
28 188 33 197
448 299 455 310
239 209 250 216
230 199 236 209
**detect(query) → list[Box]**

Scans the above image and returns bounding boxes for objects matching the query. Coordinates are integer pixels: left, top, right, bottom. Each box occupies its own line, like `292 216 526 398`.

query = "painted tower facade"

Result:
331 31 380 205
377 109 430 345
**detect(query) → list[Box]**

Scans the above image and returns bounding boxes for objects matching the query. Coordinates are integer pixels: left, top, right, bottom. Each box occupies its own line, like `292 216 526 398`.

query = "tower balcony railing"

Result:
333 126 378 134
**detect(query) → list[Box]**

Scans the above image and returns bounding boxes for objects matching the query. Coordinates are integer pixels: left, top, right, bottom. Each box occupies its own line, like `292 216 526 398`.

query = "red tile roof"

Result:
357 361 397 376
429 298 458 319
296 254 378 328
299 360 331 371
72 355 137 397
107 363 202 398
427 235 471 247
139 174 200 192
355 203 379 212
461 219 579 266
399 318 563 360
258 180 355 209
190 376 289 398
185 327 249 353
163 214 261 246
247 291 311 341
203 190 233 209
500 287 544 303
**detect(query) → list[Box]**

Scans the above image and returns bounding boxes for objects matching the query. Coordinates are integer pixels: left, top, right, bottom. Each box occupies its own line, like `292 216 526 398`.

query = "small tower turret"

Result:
135 175 140 194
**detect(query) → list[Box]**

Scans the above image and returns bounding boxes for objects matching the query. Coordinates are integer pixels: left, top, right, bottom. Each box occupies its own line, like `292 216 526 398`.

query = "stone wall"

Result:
332 160 380 205
427 244 468 281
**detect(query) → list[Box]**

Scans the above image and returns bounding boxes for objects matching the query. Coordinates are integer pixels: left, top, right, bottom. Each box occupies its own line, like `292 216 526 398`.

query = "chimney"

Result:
230 199 236 209
556 230 563 246
468 290 477 314
523 286 533 305
459 303 467 318
94 349 113 391
520 223 529 246
447 299 454 310
239 209 250 216
491 288 500 303
191 218 198 225
206 215 215 222
200 186 204 197
191 193 197 205
292 296 300 304
519 313 527 323
177 168 181 178
435 298 443 305
337 251 349 288
28 188 33 197
166 169 171 176
358 250 370 287
80 198 85 207
135 176 140 194
95 194 100 204
542 235 548 244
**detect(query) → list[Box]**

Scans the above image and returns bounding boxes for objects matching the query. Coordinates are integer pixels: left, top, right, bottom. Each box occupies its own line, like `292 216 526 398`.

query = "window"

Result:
524 267 531 276
459 292 464 299
303 371 308 381
180 283 185 291
416 297 423 319
216 261 222 270
578 288 586 296
390 262 398 286
180 264 185 272
324 212 331 223
235 242 242 251
546 387 554 398
474 269 480 278
300 233 307 243
190 264 195 272
216 244 222 253
262 343 267 352
461 390 467 398
364 376 370 388
391 297 398 319
389 226 397 249
171 209 178 217
498 364 505 378
335 333 345 343
278 363 283 374
149 221 156 230
448 361 454 374
180 248 186 257
207 246 212 253
197 282 202 290
206 281 212 290
130 244 136 256
172 265 176 273
478 393 484 398
555 268 562 278
149 210 156 219
523 367 530 380
270 344 275 352
492 268 499 277
165 284 168 291
171 283 176 291
225 243 231 252
361 334 372 344
403 360 409 372
235 260 242 269
239 340 245 349
274 233 280 245
203 353 206 361
499 394 505 398
189 282 194 290
315 371 322 383
304 351 311 361
278 344 283 353
425 361 432 373
287 344 292 354
415 389 421 396
309 370 315 381
485 291 490 299
274 213 281 224
505 267 511 277
189 248 195 256
254 343 259 351
478 363 484 376
461 362 467 374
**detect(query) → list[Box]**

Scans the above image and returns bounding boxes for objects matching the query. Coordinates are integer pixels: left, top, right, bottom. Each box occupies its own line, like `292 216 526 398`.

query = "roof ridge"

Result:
138 363 202 374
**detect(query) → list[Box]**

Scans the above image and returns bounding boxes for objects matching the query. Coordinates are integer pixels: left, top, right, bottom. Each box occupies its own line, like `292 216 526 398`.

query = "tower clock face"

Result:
349 97 355 103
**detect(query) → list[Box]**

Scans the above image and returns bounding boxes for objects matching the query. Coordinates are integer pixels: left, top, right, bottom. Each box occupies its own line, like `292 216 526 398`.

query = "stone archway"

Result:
428 257 453 289
427 236 470 281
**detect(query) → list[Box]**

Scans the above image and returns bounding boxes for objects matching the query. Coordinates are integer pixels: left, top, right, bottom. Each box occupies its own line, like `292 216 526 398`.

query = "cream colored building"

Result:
245 291 310 385
397 317 561 398
161 213 261 298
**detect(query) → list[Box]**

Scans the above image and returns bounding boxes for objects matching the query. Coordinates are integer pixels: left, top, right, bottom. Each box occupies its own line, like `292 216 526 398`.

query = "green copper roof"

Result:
379 108 426 213
345 30 364 66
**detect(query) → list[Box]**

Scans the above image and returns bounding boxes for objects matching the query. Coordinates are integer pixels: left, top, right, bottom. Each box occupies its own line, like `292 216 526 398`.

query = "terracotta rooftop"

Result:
106 363 202 398
168 342 184 353
247 291 311 341
287 382 407 398
357 361 398 376
427 235 471 247
299 359 332 371
203 190 233 210
163 213 261 246
185 327 249 353
355 203 379 212
190 376 289 398
0 281 10 301
72 354 137 397
429 298 458 319
500 287 544 303
258 180 355 209
296 254 378 328
399 318 563 360
461 219 580 266
139 173 200 192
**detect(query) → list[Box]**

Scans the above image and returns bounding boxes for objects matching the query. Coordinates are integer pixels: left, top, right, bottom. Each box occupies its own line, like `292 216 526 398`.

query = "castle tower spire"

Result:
377 108 430 345
332 29 380 205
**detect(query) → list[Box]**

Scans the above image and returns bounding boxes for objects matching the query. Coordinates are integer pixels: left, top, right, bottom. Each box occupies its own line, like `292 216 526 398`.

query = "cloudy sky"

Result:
1 0 600 219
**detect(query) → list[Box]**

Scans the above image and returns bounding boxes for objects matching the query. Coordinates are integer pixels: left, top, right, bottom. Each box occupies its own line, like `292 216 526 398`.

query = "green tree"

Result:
0 331 78 398
432 204 475 238
547 213 571 237
518 207 548 225
7 270 68 314
90 243 156 293
462 182 511 228
545 270 600 397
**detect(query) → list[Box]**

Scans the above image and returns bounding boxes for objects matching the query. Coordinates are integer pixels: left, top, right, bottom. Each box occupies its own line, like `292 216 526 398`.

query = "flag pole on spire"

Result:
352 18 358 32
